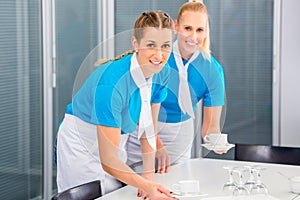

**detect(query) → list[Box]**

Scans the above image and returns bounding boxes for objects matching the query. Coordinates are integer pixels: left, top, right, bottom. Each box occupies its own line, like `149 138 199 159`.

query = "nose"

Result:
154 48 163 60
189 30 197 41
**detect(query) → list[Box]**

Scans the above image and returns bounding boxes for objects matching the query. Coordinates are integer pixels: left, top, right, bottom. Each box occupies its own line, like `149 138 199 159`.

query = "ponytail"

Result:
94 49 135 67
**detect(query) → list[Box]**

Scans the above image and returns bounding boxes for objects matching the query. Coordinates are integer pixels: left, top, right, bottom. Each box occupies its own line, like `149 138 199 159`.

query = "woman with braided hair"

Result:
56 11 177 199
126 0 226 173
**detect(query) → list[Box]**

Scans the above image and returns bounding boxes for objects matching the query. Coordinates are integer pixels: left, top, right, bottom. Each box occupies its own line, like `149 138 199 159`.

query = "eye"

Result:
184 26 191 31
162 44 171 49
146 43 155 48
197 28 204 32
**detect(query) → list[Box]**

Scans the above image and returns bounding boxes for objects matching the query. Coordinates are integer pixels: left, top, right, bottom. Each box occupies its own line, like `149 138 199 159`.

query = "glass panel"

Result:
0 0 43 199
203 0 273 148
53 0 100 192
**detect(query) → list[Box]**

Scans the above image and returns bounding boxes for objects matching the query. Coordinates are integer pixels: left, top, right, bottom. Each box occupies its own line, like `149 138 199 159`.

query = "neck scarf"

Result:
173 41 199 119
130 53 156 150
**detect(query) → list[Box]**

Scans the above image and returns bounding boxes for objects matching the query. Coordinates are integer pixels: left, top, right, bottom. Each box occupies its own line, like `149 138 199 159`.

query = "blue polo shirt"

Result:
158 52 225 123
66 54 170 134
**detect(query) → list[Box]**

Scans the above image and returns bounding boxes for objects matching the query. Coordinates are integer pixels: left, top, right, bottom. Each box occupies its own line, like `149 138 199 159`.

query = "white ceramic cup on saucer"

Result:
204 133 228 146
172 180 200 196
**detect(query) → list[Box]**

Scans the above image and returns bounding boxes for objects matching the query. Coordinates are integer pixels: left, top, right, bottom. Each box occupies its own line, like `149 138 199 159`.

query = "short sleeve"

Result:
92 84 123 128
203 57 225 107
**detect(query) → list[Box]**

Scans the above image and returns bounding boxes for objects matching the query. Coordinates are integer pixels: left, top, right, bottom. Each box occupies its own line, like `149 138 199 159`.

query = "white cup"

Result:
204 133 228 146
172 180 200 196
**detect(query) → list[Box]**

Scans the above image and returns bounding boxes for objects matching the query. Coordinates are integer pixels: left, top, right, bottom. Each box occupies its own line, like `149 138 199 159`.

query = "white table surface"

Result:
99 158 300 200
295 194 300 200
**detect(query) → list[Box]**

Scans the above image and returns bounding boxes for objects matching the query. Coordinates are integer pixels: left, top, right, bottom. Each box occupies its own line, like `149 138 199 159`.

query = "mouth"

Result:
150 60 163 66
186 40 198 47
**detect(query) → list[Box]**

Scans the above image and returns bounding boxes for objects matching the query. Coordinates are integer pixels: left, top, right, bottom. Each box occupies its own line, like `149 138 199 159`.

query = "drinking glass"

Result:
244 165 257 190
222 165 236 194
250 165 268 195
231 166 250 196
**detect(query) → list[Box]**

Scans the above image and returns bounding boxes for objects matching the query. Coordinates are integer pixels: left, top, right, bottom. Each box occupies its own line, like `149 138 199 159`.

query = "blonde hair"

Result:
94 50 135 66
177 1 211 60
95 10 174 67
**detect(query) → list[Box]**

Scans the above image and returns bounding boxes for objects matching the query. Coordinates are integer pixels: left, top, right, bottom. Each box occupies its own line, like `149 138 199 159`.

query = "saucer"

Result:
201 194 280 200
202 143 235 151
173 192 208 199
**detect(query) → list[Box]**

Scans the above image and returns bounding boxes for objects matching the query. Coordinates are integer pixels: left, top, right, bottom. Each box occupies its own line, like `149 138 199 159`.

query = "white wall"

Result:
280 0 300 147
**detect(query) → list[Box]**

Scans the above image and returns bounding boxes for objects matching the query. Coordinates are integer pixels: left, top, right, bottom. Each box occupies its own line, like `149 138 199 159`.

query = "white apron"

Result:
56 114 128 194
126 118 194 166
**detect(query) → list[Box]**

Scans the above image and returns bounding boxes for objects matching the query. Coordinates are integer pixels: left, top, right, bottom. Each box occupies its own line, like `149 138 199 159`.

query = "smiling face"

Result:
175 11 207 60
132 27 173 78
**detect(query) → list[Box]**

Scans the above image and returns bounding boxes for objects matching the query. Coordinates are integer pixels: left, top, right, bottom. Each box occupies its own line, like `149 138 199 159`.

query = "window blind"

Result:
204 0 273 146
0 0 43 199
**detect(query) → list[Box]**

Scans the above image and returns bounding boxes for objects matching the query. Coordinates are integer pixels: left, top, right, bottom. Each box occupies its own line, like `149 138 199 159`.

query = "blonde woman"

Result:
56 11 177 199
126 1 225 173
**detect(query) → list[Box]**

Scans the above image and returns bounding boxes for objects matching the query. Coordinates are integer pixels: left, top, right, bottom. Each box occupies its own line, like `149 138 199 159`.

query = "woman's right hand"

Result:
147 182 178 200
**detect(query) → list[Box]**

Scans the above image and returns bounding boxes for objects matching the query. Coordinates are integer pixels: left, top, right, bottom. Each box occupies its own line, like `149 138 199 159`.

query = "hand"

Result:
137 172 155 199
137 176 178 200
214 149 228 154
155 146 170 174
147 182 179 200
